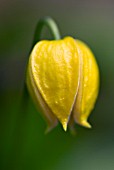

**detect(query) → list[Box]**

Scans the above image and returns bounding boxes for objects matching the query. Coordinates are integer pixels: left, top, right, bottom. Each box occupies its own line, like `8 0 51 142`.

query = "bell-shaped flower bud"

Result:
26 37 99 132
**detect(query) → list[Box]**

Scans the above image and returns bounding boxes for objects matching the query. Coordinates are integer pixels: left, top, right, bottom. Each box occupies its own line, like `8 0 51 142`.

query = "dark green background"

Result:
0 0 114 169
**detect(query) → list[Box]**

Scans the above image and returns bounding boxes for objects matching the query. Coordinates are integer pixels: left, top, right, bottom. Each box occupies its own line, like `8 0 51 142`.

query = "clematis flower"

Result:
26 36 99 132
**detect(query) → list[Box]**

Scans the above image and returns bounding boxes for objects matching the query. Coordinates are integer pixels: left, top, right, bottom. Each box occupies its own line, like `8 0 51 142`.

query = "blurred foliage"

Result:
0 0 114 169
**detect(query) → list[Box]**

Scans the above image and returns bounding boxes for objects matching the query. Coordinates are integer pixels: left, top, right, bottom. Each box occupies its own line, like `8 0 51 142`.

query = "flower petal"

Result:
30 37 80 130
72 40 99 128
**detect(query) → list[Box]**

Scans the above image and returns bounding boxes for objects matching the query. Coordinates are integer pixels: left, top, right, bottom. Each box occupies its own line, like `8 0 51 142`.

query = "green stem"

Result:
31 16 61 50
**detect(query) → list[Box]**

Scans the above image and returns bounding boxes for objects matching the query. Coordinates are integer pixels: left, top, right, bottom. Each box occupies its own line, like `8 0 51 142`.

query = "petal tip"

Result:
45 121 58 134
81 120 92 128
62 122 67 132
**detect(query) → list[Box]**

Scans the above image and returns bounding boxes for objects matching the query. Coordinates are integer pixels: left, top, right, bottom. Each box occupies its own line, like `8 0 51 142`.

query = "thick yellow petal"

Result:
30 37 80 130
26 58 58 132
73 40 99 128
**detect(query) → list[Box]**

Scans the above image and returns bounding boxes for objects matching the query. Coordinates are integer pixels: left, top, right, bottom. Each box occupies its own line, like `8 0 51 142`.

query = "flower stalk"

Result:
31 16 61 50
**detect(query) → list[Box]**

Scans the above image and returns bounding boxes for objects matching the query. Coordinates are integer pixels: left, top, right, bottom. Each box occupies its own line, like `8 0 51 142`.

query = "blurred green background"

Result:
0 0 114 169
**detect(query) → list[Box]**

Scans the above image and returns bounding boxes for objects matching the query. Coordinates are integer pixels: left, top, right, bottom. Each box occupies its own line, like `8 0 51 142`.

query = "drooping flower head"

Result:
26 36 99 132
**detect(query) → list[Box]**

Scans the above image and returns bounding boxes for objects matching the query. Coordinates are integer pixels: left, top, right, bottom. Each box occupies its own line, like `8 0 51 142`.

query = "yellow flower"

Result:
26 36 99 132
